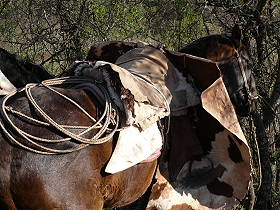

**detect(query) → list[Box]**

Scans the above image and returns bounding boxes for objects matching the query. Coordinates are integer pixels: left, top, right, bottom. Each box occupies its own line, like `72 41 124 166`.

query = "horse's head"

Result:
214 27 258 116
180 26 258 117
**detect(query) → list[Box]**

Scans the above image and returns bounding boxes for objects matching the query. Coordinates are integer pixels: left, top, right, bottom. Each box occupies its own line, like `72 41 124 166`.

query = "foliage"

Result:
0 0 205 74
1 0 280 210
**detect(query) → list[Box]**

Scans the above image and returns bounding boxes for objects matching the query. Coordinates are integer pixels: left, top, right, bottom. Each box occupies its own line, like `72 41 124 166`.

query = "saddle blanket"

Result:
76 46 201 173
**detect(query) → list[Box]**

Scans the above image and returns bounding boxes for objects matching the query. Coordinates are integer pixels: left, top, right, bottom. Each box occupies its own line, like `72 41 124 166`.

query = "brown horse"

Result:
0 27 256 210
0 86 157 210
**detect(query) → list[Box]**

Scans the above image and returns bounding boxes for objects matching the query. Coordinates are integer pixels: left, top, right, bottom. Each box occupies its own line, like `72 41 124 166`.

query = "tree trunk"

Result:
252 112 272 210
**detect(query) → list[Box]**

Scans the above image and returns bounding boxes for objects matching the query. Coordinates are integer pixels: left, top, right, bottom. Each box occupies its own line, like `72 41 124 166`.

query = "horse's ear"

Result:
231 25 242 48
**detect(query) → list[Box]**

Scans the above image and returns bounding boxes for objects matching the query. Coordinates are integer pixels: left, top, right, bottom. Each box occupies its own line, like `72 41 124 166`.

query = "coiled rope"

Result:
0 76 120 155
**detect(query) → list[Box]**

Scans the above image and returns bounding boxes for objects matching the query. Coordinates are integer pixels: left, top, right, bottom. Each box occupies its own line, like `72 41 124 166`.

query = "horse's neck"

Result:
180 36 237 63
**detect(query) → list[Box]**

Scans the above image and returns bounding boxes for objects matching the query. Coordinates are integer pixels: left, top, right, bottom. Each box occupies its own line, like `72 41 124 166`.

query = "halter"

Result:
215 49 258 106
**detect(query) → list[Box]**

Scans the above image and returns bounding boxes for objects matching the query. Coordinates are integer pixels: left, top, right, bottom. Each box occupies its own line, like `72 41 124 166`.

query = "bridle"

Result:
215 49 258 107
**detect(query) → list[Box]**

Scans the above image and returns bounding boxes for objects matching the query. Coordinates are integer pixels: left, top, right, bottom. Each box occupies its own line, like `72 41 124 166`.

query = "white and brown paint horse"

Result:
117 27 258 210
84 29 257 209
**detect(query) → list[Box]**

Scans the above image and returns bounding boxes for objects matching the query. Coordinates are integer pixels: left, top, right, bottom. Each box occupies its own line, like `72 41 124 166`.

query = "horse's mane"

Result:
180 34 238 58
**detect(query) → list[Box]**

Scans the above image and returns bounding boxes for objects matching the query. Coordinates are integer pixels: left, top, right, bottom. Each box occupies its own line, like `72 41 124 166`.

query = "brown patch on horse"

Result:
207 178 234 197
179 164 226 189
149 182 167 201
228 135 243 163
170 203 194 210
168 114 204 181
194 106 224 154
